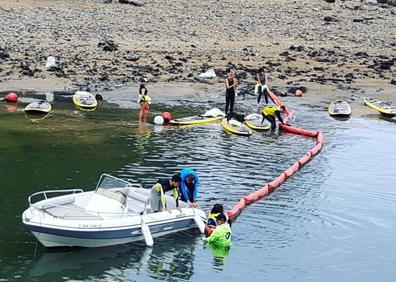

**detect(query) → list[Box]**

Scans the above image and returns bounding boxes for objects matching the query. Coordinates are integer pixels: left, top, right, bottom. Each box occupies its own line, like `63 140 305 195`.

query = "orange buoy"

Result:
5 92 18 102
161 112 172 122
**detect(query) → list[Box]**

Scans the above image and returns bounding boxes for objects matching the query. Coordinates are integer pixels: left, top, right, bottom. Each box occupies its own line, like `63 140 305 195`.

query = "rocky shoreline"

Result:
0 0 395 94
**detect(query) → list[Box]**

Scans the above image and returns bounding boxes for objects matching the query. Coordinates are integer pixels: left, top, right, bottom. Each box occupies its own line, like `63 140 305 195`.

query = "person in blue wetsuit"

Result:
179 168 199 207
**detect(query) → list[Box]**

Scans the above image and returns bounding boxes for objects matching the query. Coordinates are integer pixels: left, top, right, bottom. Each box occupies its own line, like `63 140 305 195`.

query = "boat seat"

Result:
41 196 76 210
127 190 151 214
128 191 150 204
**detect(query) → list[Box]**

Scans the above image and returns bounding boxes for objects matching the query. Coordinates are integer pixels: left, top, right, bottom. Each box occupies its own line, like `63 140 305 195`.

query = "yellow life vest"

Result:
138 94 152 104
262 105 280 116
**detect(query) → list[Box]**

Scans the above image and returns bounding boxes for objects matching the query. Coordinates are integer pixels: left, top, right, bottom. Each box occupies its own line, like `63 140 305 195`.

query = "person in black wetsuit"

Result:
255 66 269 107
150 173 182 212
224 70 238 120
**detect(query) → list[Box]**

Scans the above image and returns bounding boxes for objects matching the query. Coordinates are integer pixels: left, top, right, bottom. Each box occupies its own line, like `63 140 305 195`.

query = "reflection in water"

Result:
5 102 18 113
26 231 198 281
205 244 231 269
24 112 51 123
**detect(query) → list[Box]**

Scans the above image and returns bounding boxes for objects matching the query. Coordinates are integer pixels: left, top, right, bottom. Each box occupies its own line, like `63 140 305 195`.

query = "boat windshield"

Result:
95 174 132 190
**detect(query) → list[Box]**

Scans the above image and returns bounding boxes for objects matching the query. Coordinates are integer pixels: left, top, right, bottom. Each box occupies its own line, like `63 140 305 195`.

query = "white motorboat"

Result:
22 174 206 248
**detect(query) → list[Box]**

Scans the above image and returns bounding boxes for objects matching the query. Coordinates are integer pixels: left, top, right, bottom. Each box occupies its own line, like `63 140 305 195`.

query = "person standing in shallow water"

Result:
138 78 151 121
224 70 237 120
255 66 269 107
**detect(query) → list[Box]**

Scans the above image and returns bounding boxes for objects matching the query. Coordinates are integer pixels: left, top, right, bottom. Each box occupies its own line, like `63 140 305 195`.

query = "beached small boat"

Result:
170 108 224 125
73 91 97 111
22 174 206 248
244 113 271 130
24 101 52 115
221 118 253 136
328 100 352 117
363 97 396 117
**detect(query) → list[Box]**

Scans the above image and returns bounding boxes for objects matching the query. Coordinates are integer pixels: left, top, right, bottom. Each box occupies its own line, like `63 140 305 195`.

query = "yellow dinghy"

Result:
244 113 271 130
221 118 253 136
364 97 396 117
73 91 98 111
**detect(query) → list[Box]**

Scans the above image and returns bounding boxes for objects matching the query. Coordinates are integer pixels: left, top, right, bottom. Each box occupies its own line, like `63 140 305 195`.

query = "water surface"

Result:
0 93 395 281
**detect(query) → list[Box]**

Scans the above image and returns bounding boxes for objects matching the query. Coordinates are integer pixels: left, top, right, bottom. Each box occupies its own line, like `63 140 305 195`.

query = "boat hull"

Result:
26 217 199 248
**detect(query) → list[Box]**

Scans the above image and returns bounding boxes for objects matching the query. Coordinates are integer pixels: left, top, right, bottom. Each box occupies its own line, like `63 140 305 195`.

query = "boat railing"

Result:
28 189 84 206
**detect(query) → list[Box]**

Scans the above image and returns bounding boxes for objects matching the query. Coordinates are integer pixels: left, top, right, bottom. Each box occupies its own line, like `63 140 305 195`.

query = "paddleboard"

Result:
73 91 97 110
364 97 396 117
170 115 222 125
244 113 271 130
24 101 52 114
328 100 351 117
221 118 253 136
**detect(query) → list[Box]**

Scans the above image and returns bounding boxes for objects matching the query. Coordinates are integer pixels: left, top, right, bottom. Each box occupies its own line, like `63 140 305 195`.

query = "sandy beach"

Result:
0 0 395 109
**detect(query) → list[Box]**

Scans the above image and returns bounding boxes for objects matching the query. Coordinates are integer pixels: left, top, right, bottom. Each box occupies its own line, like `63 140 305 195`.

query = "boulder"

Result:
98 39 118 52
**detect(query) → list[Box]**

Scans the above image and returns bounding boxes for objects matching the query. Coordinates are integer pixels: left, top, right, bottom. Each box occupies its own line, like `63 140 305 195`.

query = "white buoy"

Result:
194 215 205 234
141 223 154 247
153 115 164 125
45 56 56 68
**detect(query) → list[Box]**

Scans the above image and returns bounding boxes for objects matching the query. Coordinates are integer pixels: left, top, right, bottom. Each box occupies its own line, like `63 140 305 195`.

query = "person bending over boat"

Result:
261 105 287 131
255 66 269 107
225 70 238 119
150 173 181 212
138 78 152 121
179 168 199 208
203 213 232 247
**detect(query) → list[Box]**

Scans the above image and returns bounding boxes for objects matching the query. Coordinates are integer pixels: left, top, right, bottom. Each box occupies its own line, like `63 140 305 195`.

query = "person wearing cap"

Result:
179 168 199 208
202 213 232 247
205 203 227 237
150 173 181 212
261 104 287 131
137 78 152 121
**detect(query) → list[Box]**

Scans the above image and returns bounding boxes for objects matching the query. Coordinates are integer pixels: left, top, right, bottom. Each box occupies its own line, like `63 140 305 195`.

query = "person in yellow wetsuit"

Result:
261 105 287 131
150 173 181 212
203 213 232 247
205 203 224 236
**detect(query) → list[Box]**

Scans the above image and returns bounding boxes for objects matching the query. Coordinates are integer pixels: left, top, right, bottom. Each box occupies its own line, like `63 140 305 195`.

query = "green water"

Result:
1 92 396 281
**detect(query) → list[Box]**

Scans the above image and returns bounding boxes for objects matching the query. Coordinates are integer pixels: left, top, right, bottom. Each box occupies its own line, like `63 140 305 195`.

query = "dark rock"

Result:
370 58 394 70
289 45 305 52
324 0 335 3
103 0 112 3
324 16 337 22
355 51 368 57
119 0 145 6
391 78 396 85
99 72 110 81
98 39 118 52
0 47 9 60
